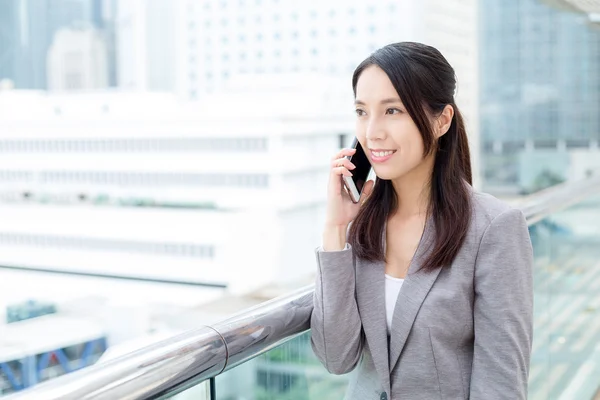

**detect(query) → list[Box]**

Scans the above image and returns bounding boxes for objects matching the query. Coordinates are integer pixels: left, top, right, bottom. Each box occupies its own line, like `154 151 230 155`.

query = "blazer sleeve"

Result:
470 208 534 399
310 244 364 375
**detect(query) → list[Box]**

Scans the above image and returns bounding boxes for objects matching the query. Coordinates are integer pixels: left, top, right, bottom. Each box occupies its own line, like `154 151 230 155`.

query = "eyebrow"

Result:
354 98 403 106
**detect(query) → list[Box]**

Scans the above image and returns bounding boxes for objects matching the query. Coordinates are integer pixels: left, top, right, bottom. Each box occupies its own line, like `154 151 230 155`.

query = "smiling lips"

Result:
369 149 397 163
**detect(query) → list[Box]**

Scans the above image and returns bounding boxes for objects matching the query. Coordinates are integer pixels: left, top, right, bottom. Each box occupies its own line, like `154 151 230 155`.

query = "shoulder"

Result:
468 188 527 237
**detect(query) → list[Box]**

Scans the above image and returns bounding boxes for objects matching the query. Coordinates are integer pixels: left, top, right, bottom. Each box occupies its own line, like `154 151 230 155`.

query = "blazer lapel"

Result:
355 257 391 394
388 216 442 373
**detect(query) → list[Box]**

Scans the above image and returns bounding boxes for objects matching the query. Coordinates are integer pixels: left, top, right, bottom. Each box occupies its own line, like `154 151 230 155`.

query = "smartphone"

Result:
343 137 372 203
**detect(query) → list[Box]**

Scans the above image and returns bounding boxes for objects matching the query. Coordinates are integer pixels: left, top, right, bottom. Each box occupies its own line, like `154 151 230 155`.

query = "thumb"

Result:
362 180 375 199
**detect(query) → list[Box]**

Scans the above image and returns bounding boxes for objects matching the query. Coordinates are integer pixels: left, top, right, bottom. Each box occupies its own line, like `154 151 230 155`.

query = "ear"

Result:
436 104 454 138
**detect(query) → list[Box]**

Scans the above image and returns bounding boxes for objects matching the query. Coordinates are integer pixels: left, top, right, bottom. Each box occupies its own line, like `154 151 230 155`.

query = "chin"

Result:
373 157 426 182
373 169 400 181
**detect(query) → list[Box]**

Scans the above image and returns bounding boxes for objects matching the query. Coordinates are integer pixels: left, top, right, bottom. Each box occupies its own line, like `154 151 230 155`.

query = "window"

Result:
0 232 216 259
65 73 83 90
0 138 269 153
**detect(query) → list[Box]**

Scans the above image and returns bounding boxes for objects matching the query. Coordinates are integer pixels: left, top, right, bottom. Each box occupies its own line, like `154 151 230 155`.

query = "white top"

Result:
384 274 405 335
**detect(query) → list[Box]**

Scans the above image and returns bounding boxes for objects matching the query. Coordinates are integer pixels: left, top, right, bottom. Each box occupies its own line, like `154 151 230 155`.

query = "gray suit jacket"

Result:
310 190 534 399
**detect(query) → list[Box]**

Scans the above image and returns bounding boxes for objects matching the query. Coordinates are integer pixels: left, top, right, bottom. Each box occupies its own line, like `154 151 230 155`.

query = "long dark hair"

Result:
348 42 472 272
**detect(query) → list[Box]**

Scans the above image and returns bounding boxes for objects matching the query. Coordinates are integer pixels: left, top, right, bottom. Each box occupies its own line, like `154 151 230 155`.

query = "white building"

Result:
47 27 109 91
0 75 351 295
176 0 481 186
115 0 176 91
112 0 481 183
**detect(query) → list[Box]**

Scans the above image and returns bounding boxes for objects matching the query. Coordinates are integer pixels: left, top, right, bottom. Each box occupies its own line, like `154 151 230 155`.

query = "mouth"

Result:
369 149 397 163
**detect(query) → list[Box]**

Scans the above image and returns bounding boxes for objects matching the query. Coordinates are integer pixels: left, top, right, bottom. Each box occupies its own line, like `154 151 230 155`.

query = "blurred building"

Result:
47 27 109 91
115 0 176 91
0 0 115 90
480 0 600 192
0 315 106 395
544 0 600 25
176 0 480 185
0 75 351 295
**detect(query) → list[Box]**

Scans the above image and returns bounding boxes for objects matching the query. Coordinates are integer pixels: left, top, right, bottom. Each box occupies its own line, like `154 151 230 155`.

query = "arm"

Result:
310 243 364 375
469 208 534 399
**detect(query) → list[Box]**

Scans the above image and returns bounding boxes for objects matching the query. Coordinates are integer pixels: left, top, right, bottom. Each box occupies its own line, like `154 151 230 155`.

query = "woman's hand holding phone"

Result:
323 148 374 251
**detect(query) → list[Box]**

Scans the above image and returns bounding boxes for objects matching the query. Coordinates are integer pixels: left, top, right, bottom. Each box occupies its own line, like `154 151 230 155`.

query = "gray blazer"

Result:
310 190 534 400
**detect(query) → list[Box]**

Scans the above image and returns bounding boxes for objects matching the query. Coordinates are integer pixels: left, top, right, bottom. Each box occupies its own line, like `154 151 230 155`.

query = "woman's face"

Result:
354 65 429 181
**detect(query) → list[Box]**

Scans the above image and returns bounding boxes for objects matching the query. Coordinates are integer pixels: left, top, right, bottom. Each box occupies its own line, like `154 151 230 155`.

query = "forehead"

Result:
355 65 400 101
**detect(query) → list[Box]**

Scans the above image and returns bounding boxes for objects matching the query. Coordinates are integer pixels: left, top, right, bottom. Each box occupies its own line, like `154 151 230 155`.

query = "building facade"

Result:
480 0 600 191
47 27 109 91
0 77 351 294
175 0 480 185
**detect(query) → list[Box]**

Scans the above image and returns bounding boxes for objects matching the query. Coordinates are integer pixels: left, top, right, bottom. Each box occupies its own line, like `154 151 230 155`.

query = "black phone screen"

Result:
349 139 371 193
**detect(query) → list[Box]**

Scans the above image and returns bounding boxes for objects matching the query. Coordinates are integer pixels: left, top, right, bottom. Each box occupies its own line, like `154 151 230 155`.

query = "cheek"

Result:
392 124 426 163
391 121 422 149
355 120 367 138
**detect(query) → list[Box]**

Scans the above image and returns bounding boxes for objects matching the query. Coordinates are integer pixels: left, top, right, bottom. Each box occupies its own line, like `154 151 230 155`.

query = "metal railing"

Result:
5 175 600 400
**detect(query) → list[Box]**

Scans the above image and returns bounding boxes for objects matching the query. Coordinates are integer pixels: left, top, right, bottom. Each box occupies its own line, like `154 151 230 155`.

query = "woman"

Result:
310 42 533 400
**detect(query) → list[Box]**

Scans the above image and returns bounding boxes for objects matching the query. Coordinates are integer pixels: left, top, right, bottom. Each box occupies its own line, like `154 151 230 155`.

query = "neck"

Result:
390 155 434 219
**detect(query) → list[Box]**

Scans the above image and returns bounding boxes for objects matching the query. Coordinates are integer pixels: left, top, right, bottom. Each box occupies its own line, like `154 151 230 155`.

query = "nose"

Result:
365 116 385 141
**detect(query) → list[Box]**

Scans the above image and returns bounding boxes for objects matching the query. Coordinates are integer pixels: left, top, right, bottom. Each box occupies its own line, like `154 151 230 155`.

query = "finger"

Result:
331 166 353 177
330 157 356 170
330 148 356 161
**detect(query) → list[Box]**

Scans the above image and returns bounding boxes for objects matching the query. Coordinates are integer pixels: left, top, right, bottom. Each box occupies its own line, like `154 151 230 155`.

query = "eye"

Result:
386 108 403 115
355 109 366 117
